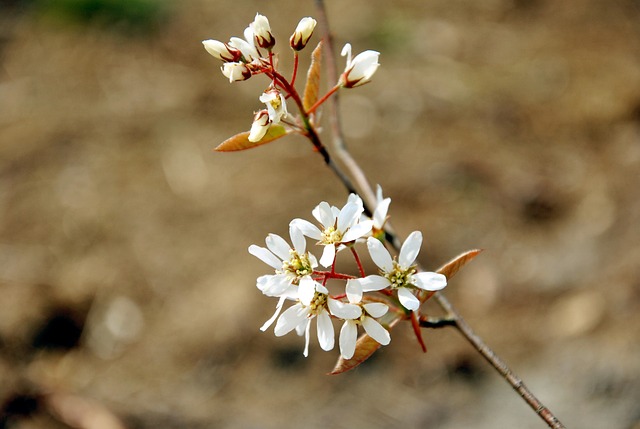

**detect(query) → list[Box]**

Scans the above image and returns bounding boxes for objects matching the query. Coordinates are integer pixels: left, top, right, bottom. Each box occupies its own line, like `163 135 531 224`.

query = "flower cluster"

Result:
249 190 447 359
202 14 381 143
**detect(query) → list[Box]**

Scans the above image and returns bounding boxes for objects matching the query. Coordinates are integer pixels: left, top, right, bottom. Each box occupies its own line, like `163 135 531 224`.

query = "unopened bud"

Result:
248 110 271 142
202 39 242 62
251 13 275 50
339 43 380 88
290 17 317 51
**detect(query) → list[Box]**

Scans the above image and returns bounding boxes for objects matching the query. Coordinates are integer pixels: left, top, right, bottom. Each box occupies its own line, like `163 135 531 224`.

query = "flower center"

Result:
281 251 313 280
321 226 343 244
307 291 327 316
384 261 416 290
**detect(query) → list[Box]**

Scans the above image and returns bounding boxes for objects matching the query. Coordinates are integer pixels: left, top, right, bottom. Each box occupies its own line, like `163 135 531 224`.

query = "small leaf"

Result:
214 125 289 152
303 41 323 112
330 318 401 375
436 249 483 280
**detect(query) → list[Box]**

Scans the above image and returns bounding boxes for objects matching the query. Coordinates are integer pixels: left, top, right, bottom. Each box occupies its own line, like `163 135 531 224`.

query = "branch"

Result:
312 1 566 428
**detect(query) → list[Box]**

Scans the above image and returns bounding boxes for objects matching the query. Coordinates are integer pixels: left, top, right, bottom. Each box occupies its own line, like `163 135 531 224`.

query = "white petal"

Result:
274 304 307 336
413 272 447 291
260 295 287 331
367 237 394 272
328 298 362 320
363 302 388 318
373 198 391 228
313 201 334 228
397 287 420 311
290 219 323 240
289 225 306 254
265 233 291 261
362 317 390 345
256 275 271 293
248 245 281 270
337 201 361 232
298 277 317 306
260 274 291 297
342 220 373 242
339 321 358 360
399 231 422 268
356 275 390 292
319 244 336 267
345 279 363 303
317 310 335 351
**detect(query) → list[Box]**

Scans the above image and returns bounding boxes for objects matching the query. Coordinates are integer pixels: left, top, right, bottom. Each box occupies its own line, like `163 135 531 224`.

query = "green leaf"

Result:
214 125 289 152
303 41 323 113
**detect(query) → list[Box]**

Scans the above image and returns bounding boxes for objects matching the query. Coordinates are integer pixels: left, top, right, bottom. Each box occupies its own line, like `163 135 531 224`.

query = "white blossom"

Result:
291 196 373 267
290 17 317 51
339 43 380 88
221 61 251 82
249 225 318 330
274 278 336 356
353 233 447 311
259 89 288 124
328 280 390 359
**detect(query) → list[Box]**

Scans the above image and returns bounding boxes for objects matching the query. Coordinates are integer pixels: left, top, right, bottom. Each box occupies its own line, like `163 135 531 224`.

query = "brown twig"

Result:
312 1 566 428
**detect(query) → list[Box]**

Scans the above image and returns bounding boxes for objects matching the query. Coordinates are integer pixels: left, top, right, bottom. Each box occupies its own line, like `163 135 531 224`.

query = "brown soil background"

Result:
1 0 640 428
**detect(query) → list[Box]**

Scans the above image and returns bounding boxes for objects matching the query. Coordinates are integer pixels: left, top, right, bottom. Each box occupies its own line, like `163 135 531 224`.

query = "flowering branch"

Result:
202 6 566 429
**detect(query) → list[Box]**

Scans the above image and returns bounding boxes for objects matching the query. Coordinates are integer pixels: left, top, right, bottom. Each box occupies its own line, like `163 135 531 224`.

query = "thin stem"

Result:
350 246 365 278
307 84 341 115
313 1 566 428
291 52 300 87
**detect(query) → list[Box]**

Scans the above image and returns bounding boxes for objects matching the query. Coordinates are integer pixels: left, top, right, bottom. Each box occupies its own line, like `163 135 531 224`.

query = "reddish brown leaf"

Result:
214 125 289 152
303 41 323 112
330 318 401 375
436 249 483 280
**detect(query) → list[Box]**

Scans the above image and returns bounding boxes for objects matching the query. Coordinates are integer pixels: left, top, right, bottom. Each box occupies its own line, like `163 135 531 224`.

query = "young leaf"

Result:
214 125 289 152
436 249 483 279
303 41 323 112
329 318 401 375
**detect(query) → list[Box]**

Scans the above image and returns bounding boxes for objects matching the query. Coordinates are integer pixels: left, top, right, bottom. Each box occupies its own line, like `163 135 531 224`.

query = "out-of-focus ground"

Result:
1 0 640 428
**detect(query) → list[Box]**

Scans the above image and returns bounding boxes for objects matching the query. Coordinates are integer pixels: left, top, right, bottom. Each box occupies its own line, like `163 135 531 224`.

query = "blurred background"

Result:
1 0 640 428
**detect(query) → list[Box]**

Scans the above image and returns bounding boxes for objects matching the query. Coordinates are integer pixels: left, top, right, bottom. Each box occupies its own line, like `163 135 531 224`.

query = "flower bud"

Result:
202 39 242 62
251 13 275 50
248 110 271 142
339 43 380 88
290 17 317 51
221 62 251 82
259 89 288 124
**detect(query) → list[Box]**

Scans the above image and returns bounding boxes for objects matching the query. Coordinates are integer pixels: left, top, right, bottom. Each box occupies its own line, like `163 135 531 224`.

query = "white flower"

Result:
274 278 335 356
248 110 271 142
291 196 373 267
339 43 380 88
259 89 288 124
251 13 275 50
290 17 317 51
372 185 391 231
249 225 318 330
354 233 447 311
221 61 251 82
202 39 242 62
328 280 390 359
229 26 260 62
